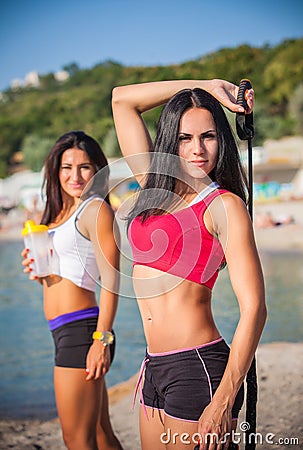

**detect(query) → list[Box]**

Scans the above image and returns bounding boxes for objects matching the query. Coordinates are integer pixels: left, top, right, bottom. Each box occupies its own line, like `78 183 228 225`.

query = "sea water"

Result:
0 240 302 419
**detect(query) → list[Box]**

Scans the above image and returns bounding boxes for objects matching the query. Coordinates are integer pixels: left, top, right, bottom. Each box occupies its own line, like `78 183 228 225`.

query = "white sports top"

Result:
49 195 103 292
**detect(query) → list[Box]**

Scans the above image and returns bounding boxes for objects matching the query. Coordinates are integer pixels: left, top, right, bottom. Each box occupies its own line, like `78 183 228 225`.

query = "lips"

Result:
69 183 84 189
191 160 208 167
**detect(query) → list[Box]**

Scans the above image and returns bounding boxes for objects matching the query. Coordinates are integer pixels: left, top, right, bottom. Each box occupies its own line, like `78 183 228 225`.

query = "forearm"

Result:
86 289 119 380
212 303 267 409
96 290 119 332
112 79 214 113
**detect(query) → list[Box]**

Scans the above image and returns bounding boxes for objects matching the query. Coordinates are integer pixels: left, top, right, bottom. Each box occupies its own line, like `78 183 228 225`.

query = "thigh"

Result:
54 366 102 437
96 379 123 449
162 416 240 450
140 404 166 450
163 415 200 450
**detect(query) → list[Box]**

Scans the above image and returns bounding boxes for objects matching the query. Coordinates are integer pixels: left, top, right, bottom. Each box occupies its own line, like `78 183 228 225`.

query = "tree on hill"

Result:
22 134 53 172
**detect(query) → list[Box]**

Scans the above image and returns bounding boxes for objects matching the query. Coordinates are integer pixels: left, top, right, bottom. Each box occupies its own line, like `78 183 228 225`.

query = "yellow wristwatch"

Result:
92 331 114 346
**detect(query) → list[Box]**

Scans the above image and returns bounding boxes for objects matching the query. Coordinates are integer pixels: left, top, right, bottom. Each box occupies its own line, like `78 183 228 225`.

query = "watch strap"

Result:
92 330 114 346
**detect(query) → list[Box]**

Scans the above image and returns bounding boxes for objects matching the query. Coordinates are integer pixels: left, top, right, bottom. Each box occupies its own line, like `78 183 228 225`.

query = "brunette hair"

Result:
41 131 110 225
127 88 248 226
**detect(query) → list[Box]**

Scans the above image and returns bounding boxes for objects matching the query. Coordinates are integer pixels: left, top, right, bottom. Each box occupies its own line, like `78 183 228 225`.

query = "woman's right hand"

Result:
21 248 38 281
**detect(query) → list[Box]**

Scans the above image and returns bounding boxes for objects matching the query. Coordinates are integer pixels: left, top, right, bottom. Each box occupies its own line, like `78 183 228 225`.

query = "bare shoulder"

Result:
219 191 248 214
208 191 247 217
79 198 115 235
85 198 114 218
207 191 251 237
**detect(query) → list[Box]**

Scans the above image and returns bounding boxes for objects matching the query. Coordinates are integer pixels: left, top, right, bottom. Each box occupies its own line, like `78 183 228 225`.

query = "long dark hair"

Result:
127 88 248 226
41 131 110 225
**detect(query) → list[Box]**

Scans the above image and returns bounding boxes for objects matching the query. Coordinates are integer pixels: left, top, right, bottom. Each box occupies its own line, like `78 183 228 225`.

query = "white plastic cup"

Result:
22 220 53 277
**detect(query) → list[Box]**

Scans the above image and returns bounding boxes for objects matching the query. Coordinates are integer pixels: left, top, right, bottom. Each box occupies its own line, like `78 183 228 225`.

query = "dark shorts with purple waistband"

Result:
141 337 244 422
49 307 115 369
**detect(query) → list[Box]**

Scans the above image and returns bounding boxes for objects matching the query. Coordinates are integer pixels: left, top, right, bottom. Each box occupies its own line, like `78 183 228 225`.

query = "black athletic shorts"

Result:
141 337 244 421
51 316 115 368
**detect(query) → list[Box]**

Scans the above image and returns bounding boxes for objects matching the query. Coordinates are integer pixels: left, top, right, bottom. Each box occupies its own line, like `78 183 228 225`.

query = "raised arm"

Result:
111 79 251 183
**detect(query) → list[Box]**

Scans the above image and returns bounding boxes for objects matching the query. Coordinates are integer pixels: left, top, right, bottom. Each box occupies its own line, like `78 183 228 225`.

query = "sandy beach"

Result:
253 199 303 253
0 199 302 449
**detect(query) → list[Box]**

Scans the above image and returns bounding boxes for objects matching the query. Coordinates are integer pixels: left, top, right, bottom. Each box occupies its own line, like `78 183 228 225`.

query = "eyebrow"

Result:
61 162 93 166
179 129 217 136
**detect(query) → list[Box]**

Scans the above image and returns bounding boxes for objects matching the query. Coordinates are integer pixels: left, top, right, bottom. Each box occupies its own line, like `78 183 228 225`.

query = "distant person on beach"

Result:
112 79 267 449
24 193 43 224
21 131 123 450
254 211 295 229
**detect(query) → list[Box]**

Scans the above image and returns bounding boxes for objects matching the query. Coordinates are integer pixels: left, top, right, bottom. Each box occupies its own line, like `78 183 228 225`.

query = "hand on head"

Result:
210 79 254 114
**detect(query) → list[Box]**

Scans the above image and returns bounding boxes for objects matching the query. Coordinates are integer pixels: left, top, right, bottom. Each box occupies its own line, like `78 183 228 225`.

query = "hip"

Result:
50 312 116 368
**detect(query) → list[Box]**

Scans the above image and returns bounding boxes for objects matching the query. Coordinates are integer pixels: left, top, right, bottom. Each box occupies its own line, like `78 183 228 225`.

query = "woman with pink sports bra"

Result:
112 79 267 450
21 131 122 450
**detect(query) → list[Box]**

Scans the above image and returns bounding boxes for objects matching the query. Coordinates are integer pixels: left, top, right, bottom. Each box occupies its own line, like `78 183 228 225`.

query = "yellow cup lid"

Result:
22 220 48 236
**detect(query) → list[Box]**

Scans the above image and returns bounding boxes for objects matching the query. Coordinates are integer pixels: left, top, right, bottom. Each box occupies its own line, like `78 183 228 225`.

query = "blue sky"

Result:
0 0 302 91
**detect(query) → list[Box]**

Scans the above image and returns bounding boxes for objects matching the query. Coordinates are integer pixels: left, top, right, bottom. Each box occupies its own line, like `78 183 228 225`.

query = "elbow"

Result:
111 86 125 108
255 301 267 331
260 303 267 327
241 299 267 330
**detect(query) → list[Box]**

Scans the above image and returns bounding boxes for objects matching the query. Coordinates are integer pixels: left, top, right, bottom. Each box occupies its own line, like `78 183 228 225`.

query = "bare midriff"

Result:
133 265 220 353
42 276 98 321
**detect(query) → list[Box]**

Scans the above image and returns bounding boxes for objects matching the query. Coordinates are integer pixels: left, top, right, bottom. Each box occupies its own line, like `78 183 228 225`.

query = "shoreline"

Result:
0 342 302 450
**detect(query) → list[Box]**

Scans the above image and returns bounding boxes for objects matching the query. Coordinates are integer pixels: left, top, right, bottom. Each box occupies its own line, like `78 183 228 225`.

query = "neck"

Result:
175 178 211 200
61 191 81 210
55 194 82 222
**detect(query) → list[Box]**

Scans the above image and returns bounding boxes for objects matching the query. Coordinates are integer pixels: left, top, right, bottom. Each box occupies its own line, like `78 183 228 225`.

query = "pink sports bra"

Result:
128 189 228 289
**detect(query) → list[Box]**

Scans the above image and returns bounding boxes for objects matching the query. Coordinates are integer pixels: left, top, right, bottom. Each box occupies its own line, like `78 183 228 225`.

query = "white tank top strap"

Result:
188 182 220 206
76 194 104 220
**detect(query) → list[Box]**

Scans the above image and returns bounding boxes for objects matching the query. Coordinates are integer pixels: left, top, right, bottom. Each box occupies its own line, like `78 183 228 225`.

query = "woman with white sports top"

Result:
112 79 267 450
22 131 123 450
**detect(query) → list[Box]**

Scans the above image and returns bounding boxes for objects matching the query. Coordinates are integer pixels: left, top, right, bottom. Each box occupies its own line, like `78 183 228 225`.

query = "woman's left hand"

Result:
197 402 232 450
210 79 255 114
245 88 254 114
85 340 111 380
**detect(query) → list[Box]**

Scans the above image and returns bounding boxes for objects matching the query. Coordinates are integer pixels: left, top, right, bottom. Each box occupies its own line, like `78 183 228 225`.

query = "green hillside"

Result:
0 37 302 177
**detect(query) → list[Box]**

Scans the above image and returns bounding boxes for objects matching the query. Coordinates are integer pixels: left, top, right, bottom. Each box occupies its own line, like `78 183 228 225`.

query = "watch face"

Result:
102 331 114 345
